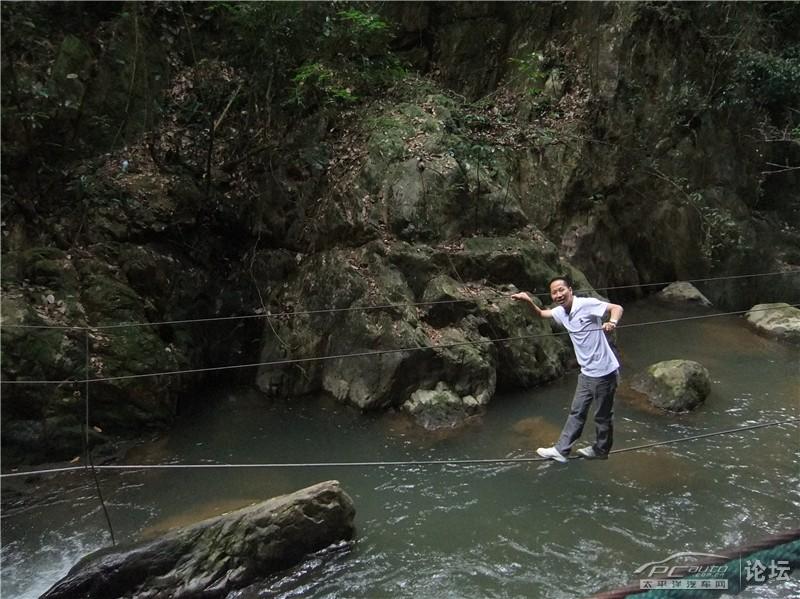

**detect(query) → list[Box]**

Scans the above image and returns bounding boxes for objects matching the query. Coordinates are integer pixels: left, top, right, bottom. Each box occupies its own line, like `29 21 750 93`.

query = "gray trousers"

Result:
555 371 618 456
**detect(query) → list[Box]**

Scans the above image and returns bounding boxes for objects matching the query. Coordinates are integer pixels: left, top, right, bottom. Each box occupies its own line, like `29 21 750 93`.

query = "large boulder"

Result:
482 289 569 389
656 282 713 307
255 246 424 406
256 241 571 418
745 303 800 343
41 481 356 599
632 360 711 412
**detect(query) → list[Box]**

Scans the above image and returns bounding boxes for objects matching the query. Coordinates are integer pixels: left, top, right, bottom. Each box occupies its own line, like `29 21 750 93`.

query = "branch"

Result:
111 6 140 150
206 82 243 196
753 124 800 144
213 82 243 133
762 164 800 175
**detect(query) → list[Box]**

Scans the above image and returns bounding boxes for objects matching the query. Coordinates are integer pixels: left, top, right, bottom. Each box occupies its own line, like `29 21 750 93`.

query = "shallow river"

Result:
2 299 798 598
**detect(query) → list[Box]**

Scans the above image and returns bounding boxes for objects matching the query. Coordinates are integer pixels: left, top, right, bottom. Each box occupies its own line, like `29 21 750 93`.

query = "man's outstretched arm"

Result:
510 292 553 318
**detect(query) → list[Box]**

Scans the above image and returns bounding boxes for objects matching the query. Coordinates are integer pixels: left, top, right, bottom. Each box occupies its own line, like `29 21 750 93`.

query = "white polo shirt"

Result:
551 297 619 377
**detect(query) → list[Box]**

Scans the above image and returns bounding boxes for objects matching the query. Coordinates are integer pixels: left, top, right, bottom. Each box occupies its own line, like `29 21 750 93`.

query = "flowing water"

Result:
2 300 799 598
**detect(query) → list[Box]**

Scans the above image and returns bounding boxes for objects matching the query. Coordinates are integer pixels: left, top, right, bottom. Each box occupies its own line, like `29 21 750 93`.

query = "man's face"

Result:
549 279 573 307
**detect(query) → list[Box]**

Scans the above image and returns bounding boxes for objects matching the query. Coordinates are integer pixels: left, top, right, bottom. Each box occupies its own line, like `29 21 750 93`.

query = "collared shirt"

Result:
551 297 619 377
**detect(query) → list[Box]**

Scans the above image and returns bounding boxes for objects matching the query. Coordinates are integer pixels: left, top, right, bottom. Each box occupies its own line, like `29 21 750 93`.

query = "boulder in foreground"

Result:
41 480 356 599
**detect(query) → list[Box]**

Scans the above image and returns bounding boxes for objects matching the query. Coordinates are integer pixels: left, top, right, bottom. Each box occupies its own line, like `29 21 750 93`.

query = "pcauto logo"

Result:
634 552 729 578
633 551 792 591
634 552 731 591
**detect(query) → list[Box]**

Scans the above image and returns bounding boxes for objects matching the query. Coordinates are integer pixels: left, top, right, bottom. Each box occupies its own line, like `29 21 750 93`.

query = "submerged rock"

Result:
632 359 711 412
656 282 713 307
745 303 800 343
40 481 356 599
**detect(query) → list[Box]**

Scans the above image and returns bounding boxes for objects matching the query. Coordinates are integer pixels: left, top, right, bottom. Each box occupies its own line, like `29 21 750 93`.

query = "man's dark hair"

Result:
548 275 573 289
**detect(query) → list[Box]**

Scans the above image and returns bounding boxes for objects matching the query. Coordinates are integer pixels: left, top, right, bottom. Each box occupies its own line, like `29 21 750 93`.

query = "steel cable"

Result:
2 269 797 331
2 303 796 386
1 417 796 479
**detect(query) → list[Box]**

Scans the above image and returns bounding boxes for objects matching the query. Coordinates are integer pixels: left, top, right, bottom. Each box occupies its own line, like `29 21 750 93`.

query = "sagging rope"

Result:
2 417 797 479
2 303 797 386
2 269 797 332
589 529 800 599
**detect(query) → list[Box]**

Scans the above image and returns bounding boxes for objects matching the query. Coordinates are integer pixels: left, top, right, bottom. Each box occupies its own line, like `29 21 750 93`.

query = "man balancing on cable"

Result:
511 275 623 462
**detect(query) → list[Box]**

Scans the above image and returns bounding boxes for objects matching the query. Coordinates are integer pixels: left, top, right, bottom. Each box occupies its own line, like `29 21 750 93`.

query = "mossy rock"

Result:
321 314 428 409
0 289 83 383
421 274 479 327
487 294 568 389
257 248 417 403
432 324 497 403
364 96 456 182
745 303 800 344
81 280 140 322
1 250 190 465
437 235 561 290
632 360 711 412
402 381 482 429
360 95 530 242
364 115 417 181
1 287 90 465
386 242 438 298
257 247 505 412
15 247 80 289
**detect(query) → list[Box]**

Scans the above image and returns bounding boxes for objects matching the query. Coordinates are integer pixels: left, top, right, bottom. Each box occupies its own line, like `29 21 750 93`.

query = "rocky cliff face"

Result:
2 2 798 465
403 2 799 303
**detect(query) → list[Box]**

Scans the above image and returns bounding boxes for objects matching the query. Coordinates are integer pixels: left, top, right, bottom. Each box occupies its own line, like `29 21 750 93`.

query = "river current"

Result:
2 299 798 598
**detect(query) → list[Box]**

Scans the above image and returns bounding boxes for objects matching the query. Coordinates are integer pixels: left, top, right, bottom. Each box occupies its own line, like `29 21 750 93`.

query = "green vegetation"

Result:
508 51 547 97
687 192 748 268
291 62 358 105
735 47 800 114
215 3 404 110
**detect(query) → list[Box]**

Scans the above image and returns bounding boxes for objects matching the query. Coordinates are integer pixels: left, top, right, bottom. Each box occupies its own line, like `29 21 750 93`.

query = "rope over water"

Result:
2 269 797 331
2 417 796 479
2 303 797 385
2 267 797 585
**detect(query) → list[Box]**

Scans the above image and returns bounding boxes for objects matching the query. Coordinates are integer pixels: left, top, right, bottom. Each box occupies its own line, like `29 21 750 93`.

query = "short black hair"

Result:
548 275 573 289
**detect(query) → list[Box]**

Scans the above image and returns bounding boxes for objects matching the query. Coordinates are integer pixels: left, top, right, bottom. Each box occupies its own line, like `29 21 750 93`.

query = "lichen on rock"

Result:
40 481 356 599
632 359 712 412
